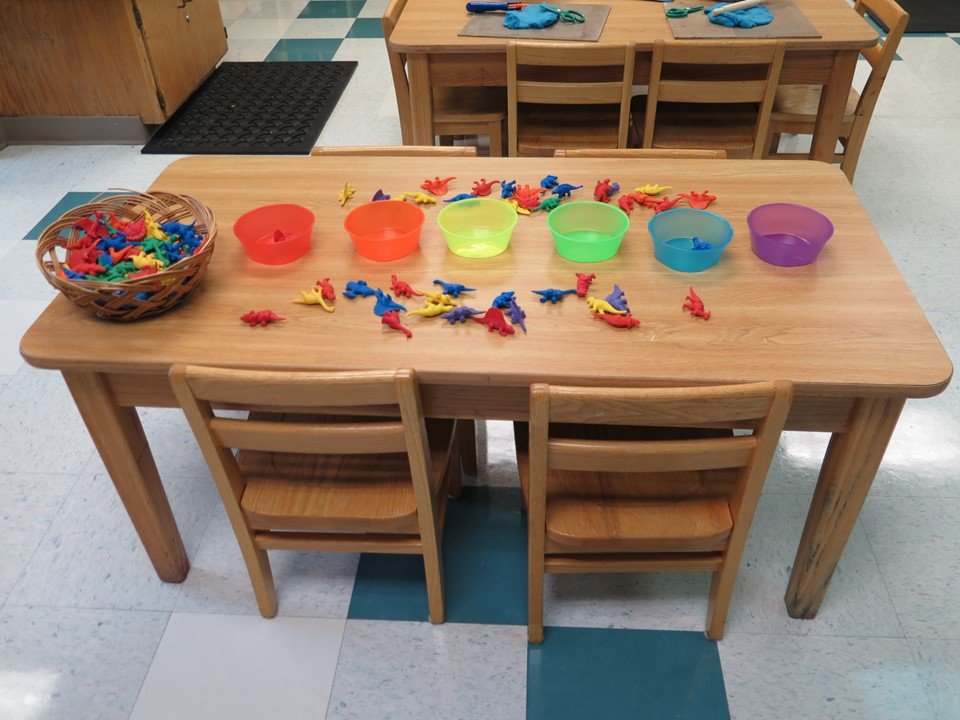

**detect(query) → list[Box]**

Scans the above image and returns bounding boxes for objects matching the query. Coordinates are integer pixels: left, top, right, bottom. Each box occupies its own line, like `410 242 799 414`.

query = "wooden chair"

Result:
554 148 727 159
311 145 477 157
170 365 459 622
507 41 635 157
384 0 505 154
766 0 908 181
519 381 793 643
633 40 786 159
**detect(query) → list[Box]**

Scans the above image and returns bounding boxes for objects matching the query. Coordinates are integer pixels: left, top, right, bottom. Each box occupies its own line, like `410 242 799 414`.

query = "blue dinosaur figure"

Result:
444 193 476 203
605 284 629 312
372 189 390 201
343 280 376 299
441 306 483 324
492 290 516 309
506 299 527 333
433 279 475 298
540 174 559 189
551 183 583 199
691 237 713 251
372 289 407 316
532 288 576 304
500 180 518 199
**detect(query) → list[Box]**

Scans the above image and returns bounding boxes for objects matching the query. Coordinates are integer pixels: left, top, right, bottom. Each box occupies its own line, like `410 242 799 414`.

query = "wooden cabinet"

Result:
0 0 228 124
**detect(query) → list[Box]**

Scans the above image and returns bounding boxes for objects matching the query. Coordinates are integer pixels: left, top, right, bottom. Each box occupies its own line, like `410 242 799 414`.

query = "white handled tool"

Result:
711 0 767 15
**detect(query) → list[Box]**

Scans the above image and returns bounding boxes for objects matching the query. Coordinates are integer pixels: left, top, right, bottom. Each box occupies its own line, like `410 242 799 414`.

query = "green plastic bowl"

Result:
436 197 518 259
546 201 630 263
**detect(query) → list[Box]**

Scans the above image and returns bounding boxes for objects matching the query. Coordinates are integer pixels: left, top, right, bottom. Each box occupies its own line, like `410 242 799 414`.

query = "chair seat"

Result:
239 416 456 534
516 104 623 157
770 84 858 131
434 86 507 124
632 99 761 158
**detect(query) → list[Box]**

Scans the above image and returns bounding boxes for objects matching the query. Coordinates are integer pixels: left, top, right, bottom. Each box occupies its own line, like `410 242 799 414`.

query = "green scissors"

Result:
665 3 704 17
540 3 586 22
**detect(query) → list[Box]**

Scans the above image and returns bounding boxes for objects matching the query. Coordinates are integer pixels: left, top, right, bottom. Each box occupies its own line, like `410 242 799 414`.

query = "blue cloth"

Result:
504 4 559 29
705 2 773 28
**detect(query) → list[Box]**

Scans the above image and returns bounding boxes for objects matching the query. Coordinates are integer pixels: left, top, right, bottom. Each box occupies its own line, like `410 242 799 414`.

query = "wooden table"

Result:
20 156 951 620
389 0 878 162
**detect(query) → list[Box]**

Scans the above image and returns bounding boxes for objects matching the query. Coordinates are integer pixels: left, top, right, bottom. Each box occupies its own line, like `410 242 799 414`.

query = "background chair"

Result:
384 0 505 154
766 0 908 181
554 148 727 159
311 145 477 156
634 40 786 159
507 41 635 157
171 365 459 622
519 381 793 643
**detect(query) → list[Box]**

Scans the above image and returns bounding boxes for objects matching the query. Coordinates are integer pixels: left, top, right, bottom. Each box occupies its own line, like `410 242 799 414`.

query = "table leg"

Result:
62 370 189 582
407 53 435 146
457 418 479 477
785 396 904 618
809 49 858 165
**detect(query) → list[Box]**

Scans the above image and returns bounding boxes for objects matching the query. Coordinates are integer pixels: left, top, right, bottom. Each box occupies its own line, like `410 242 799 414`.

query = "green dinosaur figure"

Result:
535 196 561 213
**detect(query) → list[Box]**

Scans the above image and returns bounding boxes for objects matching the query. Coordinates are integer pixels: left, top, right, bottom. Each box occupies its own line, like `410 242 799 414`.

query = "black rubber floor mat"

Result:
873 0 960 33
142 61 357 155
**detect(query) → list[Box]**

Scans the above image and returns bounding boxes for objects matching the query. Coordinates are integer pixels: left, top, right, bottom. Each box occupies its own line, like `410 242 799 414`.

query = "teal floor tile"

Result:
528 627 729 720
23 191 121 240
346 18 384 38
299 0 367 19
347 486 527 624
266 38 344 62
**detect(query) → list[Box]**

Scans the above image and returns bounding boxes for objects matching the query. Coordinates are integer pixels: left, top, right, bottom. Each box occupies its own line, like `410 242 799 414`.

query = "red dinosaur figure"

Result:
108 245 140 264
595 312 640 329
683 287 711 320
316 277 336 302
120 215 147 241
471 178 500 197
512 184 545 211
677 190 717 210
241 309 286 327
390 274 422 298
594 179 615 203
472 307 515 336
654 195 682 214
617 195 636 214
420 176 457 196
575 272 596 298
128 266 159 279
69 262 107 276
381 310 413 338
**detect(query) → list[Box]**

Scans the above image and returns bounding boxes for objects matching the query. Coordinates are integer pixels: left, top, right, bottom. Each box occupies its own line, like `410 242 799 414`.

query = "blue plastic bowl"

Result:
648 208 734 272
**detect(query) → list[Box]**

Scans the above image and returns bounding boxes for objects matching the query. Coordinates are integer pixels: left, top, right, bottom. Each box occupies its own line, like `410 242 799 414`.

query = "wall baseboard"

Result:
0 116 156 146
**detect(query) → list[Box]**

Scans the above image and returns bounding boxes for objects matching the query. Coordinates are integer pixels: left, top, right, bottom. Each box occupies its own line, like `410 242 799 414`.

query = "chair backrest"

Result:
170 365 435 515
854 0 908 123
383 0 414 145
643 40 786 159
527 381 793 535
311 145 478 156
554 148 727 159
507 41 636 156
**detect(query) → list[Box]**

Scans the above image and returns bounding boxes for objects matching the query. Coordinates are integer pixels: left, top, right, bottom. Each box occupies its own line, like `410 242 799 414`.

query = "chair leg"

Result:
237 529 278 618
705 563 737 640
456 419 478 478
839 131 864 183
528 498 545 643
488 121 503 157
422 541 446 624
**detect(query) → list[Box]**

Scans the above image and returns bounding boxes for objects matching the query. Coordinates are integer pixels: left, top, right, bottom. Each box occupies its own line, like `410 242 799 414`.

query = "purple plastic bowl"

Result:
747 203 834 267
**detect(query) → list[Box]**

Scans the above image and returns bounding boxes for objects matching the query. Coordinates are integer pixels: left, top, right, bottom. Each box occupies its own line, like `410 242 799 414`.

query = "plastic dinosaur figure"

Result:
535 196 561 213
513 184 545 211
408 301 457 317
420 291 456 306
381 310 413 338
506 299 527 333
593 178 619 203
492 290 516 309
677 190 717 210
241 309 285 327
343 280 376 299
372 189 390 201
551 183 583 199
293 286 335 312
441 306 483 324
618 195 637 214
317 277 336 301
586 296 626 315
605 284 629 312
654 195 682 214
500 180 518 199
373 289 407 317
338 181 356 207
472 307 515 336
595 312 640 329
683 287 711 320
400 192 436 205
471 178 500 196
390 274 422 298
420 176 457 195
444 193 476 202
503 198 531 215
691 237 713 251
540 174 559 189
634 183 671 196
532 288 576 304
433 279 475 298
575 273 596 298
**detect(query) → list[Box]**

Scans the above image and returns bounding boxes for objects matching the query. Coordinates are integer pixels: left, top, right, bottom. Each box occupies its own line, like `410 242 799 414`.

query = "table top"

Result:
389 0 878 53
20 155 952 399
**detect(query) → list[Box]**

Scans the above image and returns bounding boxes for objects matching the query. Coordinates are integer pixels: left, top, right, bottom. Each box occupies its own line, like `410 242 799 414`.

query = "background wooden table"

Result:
21 156 951 620
389 0 878 162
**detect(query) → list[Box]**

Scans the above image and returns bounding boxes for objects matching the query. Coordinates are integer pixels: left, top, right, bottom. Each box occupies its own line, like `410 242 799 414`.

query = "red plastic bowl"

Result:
234 204 315 265
344 201 425 262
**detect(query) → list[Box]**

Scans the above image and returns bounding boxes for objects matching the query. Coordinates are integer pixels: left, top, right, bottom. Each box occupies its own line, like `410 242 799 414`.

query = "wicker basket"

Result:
35 191 217 321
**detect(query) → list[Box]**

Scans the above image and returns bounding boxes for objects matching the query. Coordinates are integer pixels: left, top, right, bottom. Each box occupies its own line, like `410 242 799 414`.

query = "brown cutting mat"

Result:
459 4 611 41
667 0 821 39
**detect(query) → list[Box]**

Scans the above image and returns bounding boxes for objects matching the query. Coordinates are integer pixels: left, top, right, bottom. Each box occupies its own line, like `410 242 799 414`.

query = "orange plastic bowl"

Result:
344 201 425 262
234 204 315 265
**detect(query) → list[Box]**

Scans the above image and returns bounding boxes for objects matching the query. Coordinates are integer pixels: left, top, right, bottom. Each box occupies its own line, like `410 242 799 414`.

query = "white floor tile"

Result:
221 38 280 62
219 0 252 24
0 242 61 303
175 506 358 618
720 634 934 720
358 0 390 19
861 497 960 640
130 612 344 720
225 16 296 39
0 300 51 376
284 18 355 38
236 0 309 21
0 605 168 720
910 638 960 720
327 620 527 720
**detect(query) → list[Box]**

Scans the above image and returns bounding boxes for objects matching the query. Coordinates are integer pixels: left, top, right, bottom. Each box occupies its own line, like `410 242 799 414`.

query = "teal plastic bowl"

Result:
648 208 734 272
546 201 630 263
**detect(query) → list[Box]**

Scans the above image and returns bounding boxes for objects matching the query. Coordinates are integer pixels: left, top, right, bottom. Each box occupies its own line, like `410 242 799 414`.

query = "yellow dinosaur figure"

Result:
132 252 163 270
633 184 671 196
143 211 164 240
502 198 531 216
408 302 457 318
338 181 356 207
293 286 335 312
399 192 436 205
586 296 626 315
419 291 455 306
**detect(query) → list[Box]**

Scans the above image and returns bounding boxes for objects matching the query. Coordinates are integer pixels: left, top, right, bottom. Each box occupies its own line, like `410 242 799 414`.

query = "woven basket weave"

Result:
35 191 217 321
